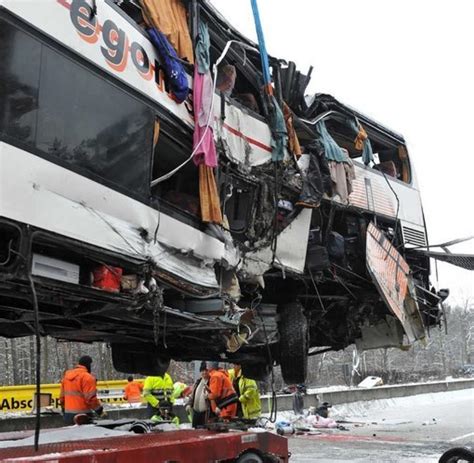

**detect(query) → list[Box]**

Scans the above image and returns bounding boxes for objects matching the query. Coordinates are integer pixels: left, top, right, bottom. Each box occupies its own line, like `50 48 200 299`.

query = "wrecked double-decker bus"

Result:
0 0 449 383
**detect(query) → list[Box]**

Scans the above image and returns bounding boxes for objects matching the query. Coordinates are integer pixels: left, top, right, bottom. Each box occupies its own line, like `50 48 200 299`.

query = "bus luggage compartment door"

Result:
366 222 426 343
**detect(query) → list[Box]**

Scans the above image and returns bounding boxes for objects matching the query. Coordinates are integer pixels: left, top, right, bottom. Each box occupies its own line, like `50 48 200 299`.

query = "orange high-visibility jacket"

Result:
59 365 101 414
124 381 144 403
208 369 237 419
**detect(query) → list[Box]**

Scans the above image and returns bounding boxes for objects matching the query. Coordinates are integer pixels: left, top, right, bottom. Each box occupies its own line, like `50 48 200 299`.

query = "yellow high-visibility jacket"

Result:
173 381 187 399
228 369 261 419
143 373 174 408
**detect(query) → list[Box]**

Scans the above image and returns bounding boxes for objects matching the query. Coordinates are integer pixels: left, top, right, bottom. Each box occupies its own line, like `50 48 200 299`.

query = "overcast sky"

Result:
211 0 474 304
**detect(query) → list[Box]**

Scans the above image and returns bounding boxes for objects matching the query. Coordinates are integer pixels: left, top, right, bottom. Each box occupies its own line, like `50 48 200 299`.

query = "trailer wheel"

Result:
111 343 170 376
439 447 474 463
278 301 308 385
235 452 263 463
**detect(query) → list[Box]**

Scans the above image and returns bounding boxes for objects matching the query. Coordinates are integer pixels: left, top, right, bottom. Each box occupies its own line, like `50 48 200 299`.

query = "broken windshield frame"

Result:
299 111 412 185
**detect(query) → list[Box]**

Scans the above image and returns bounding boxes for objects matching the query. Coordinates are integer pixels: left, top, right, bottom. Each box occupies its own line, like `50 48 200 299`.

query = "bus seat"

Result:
377 160 397 178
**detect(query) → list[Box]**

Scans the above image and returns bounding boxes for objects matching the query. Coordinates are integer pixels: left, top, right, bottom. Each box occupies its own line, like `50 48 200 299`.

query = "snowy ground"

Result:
287 388 474 462
304 376 473 396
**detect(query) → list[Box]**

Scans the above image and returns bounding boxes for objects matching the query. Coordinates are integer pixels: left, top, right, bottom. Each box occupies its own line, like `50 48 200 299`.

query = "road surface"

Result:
288 389 474 462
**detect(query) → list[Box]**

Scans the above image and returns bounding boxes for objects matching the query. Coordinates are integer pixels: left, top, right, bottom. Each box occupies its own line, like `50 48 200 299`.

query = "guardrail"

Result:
261 378 474 413
2 377 472 417
0 380 141 413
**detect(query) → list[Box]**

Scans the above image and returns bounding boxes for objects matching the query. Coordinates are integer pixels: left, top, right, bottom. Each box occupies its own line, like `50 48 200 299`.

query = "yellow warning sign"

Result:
0 380 142 412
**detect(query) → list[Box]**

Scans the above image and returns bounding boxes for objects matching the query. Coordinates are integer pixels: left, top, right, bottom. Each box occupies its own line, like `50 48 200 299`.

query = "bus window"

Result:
151 127 200 218
323 116 412 184
0 20 41 146
0 18 154 200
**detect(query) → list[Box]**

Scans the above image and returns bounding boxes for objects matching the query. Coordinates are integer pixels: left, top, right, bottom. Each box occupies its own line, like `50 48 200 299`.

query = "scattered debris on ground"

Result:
358 376 384 388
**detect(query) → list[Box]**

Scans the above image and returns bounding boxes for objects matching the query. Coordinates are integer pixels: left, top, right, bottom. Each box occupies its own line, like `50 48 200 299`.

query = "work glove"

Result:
151 414 163 424
171 416 180 426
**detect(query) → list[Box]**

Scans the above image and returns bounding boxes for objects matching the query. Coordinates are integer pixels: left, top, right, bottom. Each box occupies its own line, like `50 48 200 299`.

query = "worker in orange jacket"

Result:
59 355 103 425
207 361 238 420
124 376 143 404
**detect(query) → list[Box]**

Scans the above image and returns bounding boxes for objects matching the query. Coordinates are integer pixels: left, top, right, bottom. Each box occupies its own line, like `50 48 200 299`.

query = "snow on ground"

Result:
104 402 145 410
304 376 473 396
0 424 129 449
304 385 348 395
264 388 474 429
330 388 474 421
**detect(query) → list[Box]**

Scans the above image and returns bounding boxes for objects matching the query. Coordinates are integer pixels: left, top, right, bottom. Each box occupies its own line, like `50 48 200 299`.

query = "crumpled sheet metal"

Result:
0 143 224 289
355 316 405 351
366 222 426 343
241 208 312 278
215 101 273 169
149 243 219 289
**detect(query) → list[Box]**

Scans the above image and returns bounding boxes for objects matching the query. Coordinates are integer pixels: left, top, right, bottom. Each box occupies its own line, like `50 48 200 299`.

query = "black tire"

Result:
439 447 474 463
242 362 271 381
235 452 264 463
111 343 170 376
278 301 308 384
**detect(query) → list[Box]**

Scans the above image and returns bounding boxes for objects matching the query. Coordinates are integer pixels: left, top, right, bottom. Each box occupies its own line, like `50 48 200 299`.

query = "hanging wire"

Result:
153 198 161 244
0 240 13 266
9 237 42 450
308 267 326 314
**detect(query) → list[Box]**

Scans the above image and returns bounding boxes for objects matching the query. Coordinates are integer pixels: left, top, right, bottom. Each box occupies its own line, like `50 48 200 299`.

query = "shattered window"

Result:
0 18 154 199
223 176 256 235
152 131 200 218
323 116 411 184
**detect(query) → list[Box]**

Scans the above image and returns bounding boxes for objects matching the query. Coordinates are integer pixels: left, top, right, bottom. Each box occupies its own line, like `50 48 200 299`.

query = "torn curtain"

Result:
315 120 346 162
296 139 332 208
192 23 222 224
199 164 222 224
140 0 194 64
269 95 288 162
283 102 302 157
349 119 374 165
146 27 189 103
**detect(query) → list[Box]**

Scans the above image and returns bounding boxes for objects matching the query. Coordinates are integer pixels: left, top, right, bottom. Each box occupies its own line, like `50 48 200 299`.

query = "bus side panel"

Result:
0 142 223 288
0 0 193 125
339 164 427 246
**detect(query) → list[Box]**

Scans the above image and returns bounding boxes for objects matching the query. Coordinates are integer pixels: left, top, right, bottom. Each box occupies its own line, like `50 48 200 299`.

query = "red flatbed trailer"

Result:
0 429 289 463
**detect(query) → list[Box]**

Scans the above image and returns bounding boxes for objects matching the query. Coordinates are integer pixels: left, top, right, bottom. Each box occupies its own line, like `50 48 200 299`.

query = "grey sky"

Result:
211 0 474 303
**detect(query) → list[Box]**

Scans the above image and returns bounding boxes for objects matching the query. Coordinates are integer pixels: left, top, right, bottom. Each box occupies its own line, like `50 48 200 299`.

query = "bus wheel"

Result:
242 362 272 382
278 301 308 385
111 343 170 376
